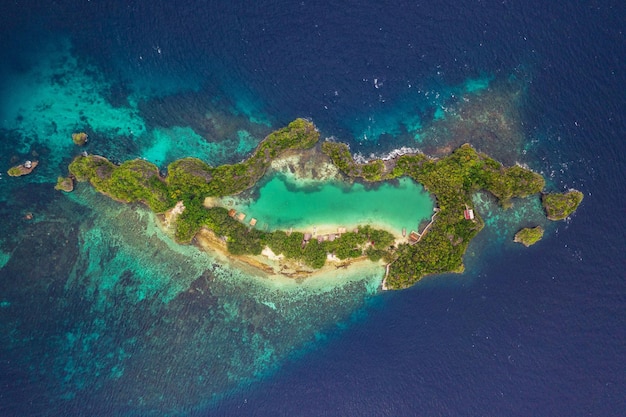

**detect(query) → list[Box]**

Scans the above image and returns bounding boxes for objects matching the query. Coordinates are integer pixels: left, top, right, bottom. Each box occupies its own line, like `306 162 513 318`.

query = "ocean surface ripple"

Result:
0 1 624 416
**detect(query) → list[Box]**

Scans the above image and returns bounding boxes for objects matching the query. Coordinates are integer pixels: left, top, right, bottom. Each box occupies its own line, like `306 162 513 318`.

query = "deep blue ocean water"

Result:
1 1 625 416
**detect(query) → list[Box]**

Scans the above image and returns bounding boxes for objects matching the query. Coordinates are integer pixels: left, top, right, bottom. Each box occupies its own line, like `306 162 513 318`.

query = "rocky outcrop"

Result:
7 160 38 177
54 176 74 192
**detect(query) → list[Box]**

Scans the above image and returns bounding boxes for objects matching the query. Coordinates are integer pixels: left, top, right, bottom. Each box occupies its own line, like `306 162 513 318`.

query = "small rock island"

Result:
8 160 38 177
67 118 583 289
514 226 544 247
72 132 88 146
542 190 584 220
54 176 74 192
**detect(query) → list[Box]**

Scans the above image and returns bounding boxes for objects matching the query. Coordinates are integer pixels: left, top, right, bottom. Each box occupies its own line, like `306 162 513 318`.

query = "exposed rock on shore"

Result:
72 132 88 146
270 146 342 182
8 160 38 177
542 190 584 221
55 176 74 192
514 226 544 247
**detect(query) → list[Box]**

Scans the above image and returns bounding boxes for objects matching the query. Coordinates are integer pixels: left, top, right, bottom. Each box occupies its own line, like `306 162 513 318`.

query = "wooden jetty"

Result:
408 231 420 243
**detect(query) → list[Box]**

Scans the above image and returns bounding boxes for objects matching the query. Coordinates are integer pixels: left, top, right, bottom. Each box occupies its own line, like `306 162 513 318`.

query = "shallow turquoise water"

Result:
226 175 434 234
347 74 494 144
0 34 555 417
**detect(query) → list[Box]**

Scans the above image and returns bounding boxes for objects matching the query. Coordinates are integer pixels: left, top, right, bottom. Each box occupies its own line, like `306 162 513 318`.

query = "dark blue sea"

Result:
1 1 624 416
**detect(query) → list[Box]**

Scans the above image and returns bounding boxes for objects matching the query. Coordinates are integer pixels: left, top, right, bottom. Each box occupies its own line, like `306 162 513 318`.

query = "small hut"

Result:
249 218 257 227
228 209 237 217
237 213 246 221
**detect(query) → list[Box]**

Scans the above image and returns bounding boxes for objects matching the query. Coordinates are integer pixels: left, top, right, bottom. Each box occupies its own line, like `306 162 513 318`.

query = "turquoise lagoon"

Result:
221 174 435 235
0 36 541 416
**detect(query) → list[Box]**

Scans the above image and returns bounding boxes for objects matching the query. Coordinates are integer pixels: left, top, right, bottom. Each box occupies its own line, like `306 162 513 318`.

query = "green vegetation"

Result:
542 190 583 220
72 132 88 146
321 141 402 181
321 142 358 175
7 161 38 177
68 155 116 189
514 226 544 247
68 117 583 288
264 225 395 269
107 159 172 212
206 118 319 197
7 166 23 176
54 176 74 192
202 207 266 255
69 118 320 242
69 156 173 212
326 143 546 289
179 207 395 270
166 158 213 202
361 159 386 181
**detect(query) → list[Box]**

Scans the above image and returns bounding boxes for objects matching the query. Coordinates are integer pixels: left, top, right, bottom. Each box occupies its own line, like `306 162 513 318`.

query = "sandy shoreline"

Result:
193 227 383 280
162 198 402 285
288 221 409 247
201 147 431 249
162 146 412 285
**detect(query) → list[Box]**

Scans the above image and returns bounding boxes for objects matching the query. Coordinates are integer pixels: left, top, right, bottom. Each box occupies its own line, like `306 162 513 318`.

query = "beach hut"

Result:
408 231 420 243
237 213 246 221
228 209 237 217
249 218 257 227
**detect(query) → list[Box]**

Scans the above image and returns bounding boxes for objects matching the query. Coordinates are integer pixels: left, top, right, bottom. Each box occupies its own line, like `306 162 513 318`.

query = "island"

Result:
67 118 583 289
542 190 584 220
54 176 74 192
514 226 544 247
8 160 38 177
72 132 88 146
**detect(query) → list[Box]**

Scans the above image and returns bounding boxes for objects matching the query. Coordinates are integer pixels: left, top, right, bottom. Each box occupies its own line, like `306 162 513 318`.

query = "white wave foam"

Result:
323 137 426 163
353 146 424 163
